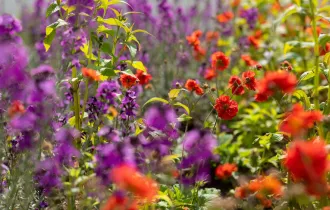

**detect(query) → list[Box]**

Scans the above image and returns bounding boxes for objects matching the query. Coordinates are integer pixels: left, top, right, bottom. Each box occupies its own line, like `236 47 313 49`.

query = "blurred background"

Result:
1 0 196 15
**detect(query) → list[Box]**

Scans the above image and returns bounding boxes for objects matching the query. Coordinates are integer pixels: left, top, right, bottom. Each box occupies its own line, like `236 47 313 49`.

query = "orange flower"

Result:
248 35 259 48
231 0 240 7
215 163 237 179
241 54 258 66
111 164 158 202
206 31 219 42
217 11 234 23
185 79 204 95
254 71 297 102
280 104 323 137
186 30 202 47
204 68 217 81
306 26 321 36
82 67 100 81
323 207 330 210
236 176 282 207
102 193 138 210
8 100 25 118
120 74 138 89
135 70 152 85
211 51 230 71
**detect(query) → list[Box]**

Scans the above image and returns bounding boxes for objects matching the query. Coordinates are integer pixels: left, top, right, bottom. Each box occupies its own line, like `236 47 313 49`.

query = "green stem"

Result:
309 0 323 137
72 67 80 132
80 78 89 125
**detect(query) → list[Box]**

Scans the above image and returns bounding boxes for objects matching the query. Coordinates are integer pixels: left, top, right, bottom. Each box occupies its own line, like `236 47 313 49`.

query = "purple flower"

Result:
240 8 259 30
95 140 135 184
35 158 62 194
0 42 28 90
97 80 120 106
120 90 139 120
0 14 22 40
144 106 179 139
86 97 103 122
179 129 218 185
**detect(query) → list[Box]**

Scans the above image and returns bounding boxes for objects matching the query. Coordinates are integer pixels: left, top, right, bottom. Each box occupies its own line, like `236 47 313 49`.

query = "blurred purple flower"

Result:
35 158 62 194
240 8 259 30
120 90 139 120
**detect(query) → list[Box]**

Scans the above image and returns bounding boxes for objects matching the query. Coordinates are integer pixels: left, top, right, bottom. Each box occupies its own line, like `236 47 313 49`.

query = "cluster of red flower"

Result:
184 79 204 95
228 70 257 95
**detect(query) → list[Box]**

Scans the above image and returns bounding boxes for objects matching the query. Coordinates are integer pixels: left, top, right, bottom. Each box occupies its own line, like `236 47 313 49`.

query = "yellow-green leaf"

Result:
173 102 190 115
168 89 181 100
143 97 169 107
132 61 146 72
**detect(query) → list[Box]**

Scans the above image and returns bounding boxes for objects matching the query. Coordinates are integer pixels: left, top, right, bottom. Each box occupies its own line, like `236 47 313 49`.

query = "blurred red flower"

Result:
204 68 217 81
241 54 258 66
135 70 152 85
111 164 158 202
214 95 238 120
217 12 234 23
284 139 329 195
215 163 237 179
255 71 297 102
8 100 25 118
211 51 230 71
82 67 100 81
102 193 138 210
280 104 323 137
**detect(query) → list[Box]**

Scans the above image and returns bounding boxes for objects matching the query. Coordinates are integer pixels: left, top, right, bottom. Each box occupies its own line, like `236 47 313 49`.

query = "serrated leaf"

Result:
168 89 181 99
143 97 169 107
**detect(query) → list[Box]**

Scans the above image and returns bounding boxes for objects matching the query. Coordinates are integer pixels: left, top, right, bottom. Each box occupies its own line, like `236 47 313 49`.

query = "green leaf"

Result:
44 19 68 51
168 89 181 100
143 97 169 107
80 43 97 60
177 114 192 122
100 68 116 77
100 42 112 54
46 3 60 18
96 17 130 33
299 70 315 81
293 90 311 108
274 5 300 25
125 43 137 59
319 33 330 48
96 25 116 36
173 102 190 115
132 29 153 36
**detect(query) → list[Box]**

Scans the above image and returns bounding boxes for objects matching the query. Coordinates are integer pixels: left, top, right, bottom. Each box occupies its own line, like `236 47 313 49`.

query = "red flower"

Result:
204 68 217 81
82 67 100 81
248 35 259 49
8 100 25 118
102 194 138 210
284 139 329 192
185 79 204 95
215 163 237 179
241 54 258 66
242 71 257 91
217 12 234 23
135 70 152 85
228 76 245 95
193 45 206 61
206 31 219 42
120 74 138 89
254 71 297 102
111 164 158 202
320 43 330 56
214 95 238 120
211 51 230 71
280 104 323 137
